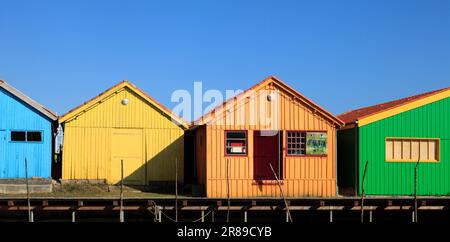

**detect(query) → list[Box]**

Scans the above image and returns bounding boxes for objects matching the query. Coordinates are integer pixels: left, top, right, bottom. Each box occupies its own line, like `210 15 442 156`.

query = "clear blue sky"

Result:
1 0 449 120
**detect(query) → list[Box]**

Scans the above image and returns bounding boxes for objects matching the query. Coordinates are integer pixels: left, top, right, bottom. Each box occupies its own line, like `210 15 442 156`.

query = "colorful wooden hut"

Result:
0 80 57 179
337 86 450 196
189 76 344 198
59 81 188 185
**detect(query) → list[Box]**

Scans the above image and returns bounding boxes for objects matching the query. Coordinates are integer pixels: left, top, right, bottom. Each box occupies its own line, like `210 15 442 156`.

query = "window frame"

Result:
10 130 44 143
224 130 248 157
285 130 328 157
385 137 440 163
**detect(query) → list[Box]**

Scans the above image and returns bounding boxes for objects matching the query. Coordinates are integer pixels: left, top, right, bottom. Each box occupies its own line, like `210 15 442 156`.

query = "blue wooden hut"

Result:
0 80 57 179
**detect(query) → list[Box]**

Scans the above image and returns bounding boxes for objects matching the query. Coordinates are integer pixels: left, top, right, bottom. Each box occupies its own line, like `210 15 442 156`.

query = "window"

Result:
287 131 328 156
27 131 42 142
287 131 306 155
10 131 42 142
11 131 26 142
225 131 247 155
386 138 439 162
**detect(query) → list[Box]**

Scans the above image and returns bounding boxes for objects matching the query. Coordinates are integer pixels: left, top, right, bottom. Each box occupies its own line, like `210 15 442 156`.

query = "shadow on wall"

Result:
115 136 194 195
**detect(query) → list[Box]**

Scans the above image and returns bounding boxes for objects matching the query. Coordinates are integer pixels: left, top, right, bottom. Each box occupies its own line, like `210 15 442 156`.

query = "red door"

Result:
253 130 281 180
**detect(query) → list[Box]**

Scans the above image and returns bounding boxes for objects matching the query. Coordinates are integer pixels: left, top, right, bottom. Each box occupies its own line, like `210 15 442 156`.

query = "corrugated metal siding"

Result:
62 87 184 184
202 84 337 198
0 88 52 178
359 97 450 195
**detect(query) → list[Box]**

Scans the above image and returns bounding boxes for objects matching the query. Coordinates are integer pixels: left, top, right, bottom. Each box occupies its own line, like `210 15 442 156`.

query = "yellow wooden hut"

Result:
59 81 188 185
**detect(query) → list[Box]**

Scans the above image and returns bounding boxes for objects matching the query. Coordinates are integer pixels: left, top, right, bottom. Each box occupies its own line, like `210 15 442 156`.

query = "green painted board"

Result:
358 97 450 195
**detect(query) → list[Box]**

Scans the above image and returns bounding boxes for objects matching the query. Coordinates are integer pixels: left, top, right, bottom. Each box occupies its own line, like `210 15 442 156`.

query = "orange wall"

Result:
197 83 338 198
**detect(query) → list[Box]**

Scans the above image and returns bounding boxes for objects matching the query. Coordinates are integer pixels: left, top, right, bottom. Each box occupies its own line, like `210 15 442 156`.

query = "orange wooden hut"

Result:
189 76 344 198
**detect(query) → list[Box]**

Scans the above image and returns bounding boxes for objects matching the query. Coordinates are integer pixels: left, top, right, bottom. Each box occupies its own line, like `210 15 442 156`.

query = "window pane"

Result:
385 140 393 160
428 140 437 161
11 131 26 142
27 131 42 142
287 131 307 155
393 140 402 160
411 141 419 160
402 140 411 160
226 131 246 139
420 141 428 161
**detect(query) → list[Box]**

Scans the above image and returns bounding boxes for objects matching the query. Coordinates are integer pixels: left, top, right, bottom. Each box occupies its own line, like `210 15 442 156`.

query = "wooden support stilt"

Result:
329 209 333 223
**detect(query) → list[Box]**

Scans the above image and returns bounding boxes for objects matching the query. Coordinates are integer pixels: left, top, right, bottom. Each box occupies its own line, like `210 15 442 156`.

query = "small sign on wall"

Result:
306 132 328 155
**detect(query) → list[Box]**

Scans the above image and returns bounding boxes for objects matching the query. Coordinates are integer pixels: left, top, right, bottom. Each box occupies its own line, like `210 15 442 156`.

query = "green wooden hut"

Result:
337 87 450 196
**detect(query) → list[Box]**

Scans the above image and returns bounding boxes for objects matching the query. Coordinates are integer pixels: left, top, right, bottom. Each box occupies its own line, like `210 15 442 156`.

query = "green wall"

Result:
359 97 450 195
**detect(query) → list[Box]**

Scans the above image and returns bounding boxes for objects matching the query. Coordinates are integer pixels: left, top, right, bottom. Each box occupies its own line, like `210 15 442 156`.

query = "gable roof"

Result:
193 76 344 127
0 80 58 121
338 86 450 127
59 80 189 129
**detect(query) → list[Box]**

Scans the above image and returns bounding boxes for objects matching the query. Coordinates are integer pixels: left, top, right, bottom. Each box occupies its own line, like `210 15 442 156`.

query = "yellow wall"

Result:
199 83 337 197
62 87 185 184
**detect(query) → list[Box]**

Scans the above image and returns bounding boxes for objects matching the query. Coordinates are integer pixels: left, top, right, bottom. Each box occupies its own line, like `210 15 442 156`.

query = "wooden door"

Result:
253 130 281 180
111 128 144 185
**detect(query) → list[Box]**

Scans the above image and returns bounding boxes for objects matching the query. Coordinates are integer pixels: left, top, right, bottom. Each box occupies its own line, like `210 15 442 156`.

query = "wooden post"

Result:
269 163 292 222
361 160 369 223
25 158 32 223
414 160 420 223
158 206 162 222
226 159 231 223
329 208 333 223
175 157 178 222
120 159 124 223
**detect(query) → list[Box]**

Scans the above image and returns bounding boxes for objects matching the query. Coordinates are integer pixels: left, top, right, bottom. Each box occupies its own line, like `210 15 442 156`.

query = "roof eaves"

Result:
0 80 58 121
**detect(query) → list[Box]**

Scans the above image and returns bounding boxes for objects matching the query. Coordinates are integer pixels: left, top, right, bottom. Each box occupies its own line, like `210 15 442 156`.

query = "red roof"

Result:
338 86 450 124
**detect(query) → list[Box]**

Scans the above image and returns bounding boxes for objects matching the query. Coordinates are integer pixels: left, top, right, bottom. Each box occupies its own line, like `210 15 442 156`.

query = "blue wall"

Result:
0 88 53 178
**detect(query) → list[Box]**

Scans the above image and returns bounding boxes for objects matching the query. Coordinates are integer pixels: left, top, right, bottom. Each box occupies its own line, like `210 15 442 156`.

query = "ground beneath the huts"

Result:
0 183 187 198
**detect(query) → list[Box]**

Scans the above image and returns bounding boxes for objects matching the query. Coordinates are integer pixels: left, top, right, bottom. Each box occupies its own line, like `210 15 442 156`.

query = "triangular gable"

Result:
0 80 58 121
339 86 450 127
59 80 188 129
193 76 344 127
